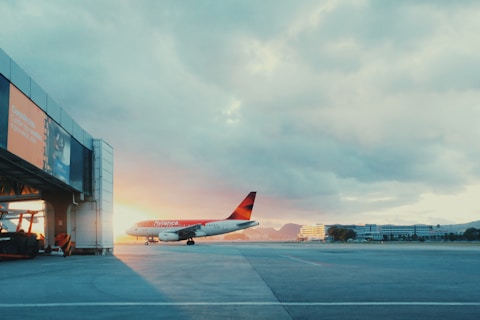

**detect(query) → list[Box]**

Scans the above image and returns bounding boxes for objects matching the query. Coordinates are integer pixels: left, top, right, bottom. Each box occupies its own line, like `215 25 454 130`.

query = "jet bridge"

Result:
0 48 113 255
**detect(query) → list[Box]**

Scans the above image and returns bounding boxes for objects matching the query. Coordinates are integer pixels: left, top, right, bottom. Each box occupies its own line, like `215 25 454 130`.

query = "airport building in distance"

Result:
299 223 453 241
299 224 326 241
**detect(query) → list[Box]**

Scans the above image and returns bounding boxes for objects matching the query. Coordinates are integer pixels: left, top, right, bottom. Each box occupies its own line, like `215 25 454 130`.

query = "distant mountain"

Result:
279 223 303 239
438 220 480 233
233 223 302 241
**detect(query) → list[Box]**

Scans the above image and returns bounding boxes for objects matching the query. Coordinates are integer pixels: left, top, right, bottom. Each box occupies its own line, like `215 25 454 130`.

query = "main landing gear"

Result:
144 237 158 245
186 238 195 245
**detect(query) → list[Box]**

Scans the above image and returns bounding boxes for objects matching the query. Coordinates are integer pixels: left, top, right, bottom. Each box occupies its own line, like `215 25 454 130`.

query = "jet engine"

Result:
159 232 179 242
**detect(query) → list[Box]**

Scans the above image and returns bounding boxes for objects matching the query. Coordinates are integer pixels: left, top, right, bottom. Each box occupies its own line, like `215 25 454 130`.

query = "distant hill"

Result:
279 223 303 239
439 220 480 233
234 223 302 241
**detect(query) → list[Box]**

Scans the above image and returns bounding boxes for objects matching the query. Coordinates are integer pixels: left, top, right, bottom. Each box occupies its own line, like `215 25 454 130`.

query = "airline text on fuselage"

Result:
153 220 180 227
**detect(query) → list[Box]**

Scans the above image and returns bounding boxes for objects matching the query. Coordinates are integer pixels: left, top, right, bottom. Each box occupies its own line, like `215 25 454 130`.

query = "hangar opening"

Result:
0 48 113 257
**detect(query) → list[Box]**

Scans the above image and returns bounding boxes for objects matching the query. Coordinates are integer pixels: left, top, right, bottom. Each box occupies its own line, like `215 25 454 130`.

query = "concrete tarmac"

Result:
1 241 480 319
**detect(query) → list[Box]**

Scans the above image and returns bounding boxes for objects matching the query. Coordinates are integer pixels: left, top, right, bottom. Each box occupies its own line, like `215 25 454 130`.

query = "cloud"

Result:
2 0 480 226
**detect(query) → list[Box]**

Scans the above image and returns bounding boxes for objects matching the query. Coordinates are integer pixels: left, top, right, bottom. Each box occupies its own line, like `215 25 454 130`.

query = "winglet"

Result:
227 192 256 220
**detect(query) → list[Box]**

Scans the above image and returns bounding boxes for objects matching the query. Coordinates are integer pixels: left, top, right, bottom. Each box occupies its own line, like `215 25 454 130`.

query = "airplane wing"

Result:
236 221 259 228
170 223 203 240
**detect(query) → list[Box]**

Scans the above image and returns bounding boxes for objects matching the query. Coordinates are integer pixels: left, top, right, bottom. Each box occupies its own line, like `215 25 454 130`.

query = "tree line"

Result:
327 226 357 242
456 228 480 241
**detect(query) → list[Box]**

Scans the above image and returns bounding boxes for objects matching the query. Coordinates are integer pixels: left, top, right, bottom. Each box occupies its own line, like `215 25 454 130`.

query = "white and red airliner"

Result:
126 192 259 245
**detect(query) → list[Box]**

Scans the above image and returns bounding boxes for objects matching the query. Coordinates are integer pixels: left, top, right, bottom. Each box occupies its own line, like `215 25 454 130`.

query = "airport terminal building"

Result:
344 224 443 241
299 224 326 241
0 48 113 254
300 223 446 241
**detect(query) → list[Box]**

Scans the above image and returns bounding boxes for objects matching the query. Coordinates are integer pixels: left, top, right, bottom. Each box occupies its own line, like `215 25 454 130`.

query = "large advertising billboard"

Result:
44 118 71 183
0 80 87 192
7 84 72 183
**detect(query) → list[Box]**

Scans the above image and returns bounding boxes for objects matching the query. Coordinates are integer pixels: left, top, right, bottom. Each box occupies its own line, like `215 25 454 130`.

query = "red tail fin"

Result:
226 192 256 220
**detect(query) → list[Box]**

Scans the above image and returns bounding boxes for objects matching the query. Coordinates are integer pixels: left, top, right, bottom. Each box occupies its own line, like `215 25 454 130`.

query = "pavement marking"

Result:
280 255 324 266
1 302 480 308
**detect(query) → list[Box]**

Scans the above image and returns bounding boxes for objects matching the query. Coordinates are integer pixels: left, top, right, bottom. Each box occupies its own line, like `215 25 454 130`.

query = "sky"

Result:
1 0 480 237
